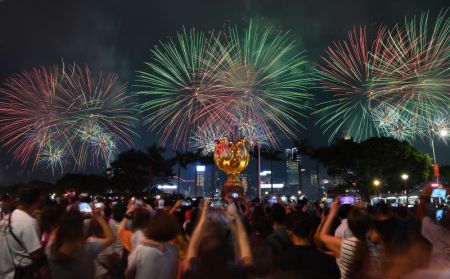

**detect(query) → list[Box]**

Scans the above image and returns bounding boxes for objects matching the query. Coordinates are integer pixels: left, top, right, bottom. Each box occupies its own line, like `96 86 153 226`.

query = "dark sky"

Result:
0 0 448 186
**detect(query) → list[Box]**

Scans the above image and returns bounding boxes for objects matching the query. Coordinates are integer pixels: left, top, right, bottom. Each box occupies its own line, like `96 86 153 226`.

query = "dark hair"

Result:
18 184 41 207
87 219 104 238
271 203 286 225
132 207 151 231
286 212 311 239
103 206 112 218
338 204 352 220
112 203 126 222
56 210 85 244
40 202 64 233
145 212 179 242
347 208 372 241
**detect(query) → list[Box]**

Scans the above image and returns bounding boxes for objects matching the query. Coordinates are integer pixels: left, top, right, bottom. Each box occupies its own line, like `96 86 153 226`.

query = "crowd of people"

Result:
0 184 449 279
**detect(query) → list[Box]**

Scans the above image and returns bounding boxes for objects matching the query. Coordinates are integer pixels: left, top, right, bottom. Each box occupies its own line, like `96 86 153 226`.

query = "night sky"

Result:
0 0 448 186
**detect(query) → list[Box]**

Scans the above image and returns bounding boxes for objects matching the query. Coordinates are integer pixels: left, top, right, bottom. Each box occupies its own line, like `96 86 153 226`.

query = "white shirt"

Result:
421 216 450 269
131 229 145 251
335 219 353 239
0 209 42 279
127 242 179 279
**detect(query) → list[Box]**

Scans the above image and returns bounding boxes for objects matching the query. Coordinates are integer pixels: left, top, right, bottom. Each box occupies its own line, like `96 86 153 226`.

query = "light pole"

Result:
373 179 380 197
430 128 449 184
401 173 409 205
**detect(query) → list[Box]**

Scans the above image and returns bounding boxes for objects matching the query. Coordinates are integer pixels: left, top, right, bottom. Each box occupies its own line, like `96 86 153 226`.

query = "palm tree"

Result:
260 148 283 194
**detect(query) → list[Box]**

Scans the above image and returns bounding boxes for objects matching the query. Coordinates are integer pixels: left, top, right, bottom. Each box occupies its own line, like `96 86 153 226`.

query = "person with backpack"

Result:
0 184 46 279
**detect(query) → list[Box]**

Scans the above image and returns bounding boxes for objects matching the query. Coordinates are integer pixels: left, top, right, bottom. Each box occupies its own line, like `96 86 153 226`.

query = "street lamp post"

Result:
401 173 409 205
430 128 449 184
373 179 380 197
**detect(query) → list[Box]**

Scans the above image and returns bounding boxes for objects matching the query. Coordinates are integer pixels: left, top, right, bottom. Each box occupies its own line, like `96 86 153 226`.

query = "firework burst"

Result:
0 63 138 172
138 21 313 150
315 25 388 142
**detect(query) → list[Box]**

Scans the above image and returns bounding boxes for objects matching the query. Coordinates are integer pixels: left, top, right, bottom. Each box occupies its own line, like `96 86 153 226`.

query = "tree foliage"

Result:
315 137 432 200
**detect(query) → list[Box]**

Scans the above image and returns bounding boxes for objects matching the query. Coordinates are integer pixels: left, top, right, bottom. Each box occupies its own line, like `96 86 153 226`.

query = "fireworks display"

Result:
0 10 448 174
315 26 387 142
316 9 449 143
0 64 138 172
138 20 313 152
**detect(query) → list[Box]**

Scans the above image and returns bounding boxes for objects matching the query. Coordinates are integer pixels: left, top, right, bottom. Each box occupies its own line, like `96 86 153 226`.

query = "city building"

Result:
285 148 302 194
195 165 205 197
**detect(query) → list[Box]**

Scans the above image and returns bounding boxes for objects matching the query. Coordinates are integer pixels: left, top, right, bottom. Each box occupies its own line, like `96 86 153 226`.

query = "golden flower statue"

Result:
214 136 250 199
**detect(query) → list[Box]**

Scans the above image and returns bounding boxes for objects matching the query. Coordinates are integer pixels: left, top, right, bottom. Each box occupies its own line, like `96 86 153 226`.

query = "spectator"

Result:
130 207 151 250
181 202 253 279
46 208 115 279
87 219 121 279
418 186 450 269
126 212 180 279
335 204 353 239
318 199 375 279
0 184 46 279
279 212 340 279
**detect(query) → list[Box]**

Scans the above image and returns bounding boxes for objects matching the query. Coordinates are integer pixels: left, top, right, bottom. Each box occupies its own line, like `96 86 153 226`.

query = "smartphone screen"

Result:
340 196 355 205
431 189 447 199
95 202 103 208
78 202 92 213
134 199 142 205
436 209 444 223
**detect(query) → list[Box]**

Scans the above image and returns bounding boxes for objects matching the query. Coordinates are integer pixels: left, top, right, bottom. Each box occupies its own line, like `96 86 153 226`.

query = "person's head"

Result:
145 212 179 241
103 206 112 219
112 202 126 223
348 208 372 241
87 219 104 238
271 203 286 226
40 201 64 233
17 184 42 209
286 212 311 241
338 204 352 220
56 210 85 244
132 207 151 231
197 222 229 270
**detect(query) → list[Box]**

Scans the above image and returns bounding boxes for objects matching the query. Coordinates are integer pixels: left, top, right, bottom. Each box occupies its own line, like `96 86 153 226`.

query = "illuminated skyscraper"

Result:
195 165 205 196
285 148 301 193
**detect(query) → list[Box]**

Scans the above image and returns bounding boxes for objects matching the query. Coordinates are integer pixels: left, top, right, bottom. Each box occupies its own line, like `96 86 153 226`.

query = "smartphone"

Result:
436 209 444 224
340 196 355 205
231 193 239 199
431 189 447 199
94 202 103 209
134 199 142 205
78 202 92 213
158 199 165 209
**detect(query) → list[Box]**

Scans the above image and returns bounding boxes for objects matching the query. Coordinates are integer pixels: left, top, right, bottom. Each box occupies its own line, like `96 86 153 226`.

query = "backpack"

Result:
0 215 20 277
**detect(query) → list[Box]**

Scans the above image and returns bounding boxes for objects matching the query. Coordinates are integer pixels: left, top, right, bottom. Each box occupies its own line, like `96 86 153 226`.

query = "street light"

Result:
430 127 449 184
401 173 408 205
373 179 380 197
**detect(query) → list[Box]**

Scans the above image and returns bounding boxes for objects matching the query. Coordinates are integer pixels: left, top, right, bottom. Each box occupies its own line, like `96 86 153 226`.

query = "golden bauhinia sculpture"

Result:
214 136 250 199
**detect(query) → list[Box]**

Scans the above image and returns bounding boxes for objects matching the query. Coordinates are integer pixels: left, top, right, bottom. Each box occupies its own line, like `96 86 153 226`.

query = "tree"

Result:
146 144 175 189
314 137 432 200
108 149 151 194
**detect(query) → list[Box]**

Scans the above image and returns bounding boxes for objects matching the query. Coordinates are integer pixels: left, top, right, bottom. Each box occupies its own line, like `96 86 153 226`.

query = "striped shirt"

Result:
338 237 381 279
339 237 359 279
